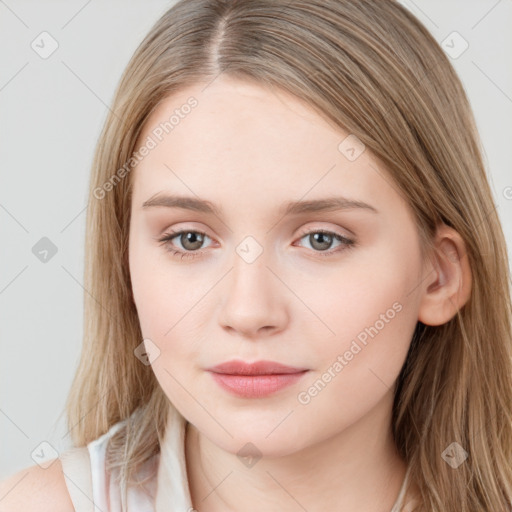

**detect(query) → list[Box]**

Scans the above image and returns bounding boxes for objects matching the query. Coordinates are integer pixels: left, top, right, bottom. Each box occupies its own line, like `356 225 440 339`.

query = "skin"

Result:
128 76 471 512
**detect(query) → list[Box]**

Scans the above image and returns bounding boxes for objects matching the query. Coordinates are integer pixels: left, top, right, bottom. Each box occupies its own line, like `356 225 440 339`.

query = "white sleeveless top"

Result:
60 405 414 511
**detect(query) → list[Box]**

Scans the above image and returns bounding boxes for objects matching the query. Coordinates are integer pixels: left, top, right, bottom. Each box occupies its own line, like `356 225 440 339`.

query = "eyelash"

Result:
157 228 355 261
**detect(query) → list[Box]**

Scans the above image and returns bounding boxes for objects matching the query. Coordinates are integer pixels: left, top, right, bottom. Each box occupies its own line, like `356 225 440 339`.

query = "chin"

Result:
197 415 308 458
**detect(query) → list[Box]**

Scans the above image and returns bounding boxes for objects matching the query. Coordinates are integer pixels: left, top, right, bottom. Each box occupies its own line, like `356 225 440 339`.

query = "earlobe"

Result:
417 225 472 326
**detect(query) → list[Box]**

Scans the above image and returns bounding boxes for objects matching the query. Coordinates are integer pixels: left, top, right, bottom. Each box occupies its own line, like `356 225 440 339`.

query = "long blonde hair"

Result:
64 0 512 509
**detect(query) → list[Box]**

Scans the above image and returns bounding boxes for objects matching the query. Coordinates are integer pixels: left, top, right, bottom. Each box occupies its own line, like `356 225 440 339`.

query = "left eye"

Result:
157 228 355 260
295 229 354 255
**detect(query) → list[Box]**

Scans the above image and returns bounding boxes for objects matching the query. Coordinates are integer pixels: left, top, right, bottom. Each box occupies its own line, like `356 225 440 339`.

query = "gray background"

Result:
1 0 511 479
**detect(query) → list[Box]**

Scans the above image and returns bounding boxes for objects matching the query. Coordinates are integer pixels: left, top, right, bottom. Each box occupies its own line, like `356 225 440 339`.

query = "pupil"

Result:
183 232 203 250
312 232 332 251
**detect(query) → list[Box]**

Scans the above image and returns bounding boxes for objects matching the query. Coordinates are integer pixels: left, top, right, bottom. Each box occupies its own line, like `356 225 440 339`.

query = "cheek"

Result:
129 243 204 371
300 240 420 375
293 255 418 428
130 261 199 406
129 238 174 339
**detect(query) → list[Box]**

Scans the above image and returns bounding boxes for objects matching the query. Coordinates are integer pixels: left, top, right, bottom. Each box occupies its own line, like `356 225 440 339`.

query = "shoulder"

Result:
0 421 128 512
0 458 75 512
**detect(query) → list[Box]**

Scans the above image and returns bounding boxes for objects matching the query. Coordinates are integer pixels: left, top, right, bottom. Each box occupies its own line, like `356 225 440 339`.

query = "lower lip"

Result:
208 371 308 398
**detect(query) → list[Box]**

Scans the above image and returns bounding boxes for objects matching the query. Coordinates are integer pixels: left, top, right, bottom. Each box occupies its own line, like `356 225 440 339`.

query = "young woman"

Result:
2 0 511 511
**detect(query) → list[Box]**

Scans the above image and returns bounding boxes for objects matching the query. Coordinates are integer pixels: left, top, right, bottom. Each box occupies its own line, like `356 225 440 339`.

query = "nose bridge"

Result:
229 233 272 292
234 234 267 267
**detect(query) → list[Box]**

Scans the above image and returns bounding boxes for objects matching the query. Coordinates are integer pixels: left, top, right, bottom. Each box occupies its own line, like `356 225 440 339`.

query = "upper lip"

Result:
207 360 308 375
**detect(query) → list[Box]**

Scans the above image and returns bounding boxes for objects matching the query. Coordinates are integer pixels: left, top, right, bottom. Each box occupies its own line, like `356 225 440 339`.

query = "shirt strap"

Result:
60 447 97 512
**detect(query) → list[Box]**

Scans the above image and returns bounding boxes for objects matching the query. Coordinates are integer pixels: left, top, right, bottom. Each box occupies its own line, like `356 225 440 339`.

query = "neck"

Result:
184 389 408 512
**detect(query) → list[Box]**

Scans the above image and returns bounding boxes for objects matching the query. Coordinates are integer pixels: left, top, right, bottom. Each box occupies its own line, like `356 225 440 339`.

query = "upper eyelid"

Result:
161 219 353 236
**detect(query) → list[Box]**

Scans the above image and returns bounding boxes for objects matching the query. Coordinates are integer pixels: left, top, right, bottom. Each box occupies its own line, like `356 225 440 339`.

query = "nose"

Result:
217 246 289 339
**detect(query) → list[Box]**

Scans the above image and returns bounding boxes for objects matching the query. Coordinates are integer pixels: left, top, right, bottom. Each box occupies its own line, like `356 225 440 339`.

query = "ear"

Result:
417 223 472 326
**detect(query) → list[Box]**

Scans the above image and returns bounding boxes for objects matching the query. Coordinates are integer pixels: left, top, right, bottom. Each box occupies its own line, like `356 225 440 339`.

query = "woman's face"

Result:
128 76 426 456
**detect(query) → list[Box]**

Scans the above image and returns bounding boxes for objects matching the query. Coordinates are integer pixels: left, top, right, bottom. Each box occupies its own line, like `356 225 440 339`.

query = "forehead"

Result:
138 77 342 162
131 76 405 220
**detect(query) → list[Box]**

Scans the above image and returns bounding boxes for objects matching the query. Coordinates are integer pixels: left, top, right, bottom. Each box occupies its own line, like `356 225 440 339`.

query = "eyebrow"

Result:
141 193 378 216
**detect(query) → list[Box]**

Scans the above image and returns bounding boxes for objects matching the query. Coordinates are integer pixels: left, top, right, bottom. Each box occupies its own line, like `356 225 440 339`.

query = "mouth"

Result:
207 359 309 375
206 359 309 398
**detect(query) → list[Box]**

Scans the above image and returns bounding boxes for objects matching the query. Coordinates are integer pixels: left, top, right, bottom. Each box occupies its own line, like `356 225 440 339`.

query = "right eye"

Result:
158 229 213 260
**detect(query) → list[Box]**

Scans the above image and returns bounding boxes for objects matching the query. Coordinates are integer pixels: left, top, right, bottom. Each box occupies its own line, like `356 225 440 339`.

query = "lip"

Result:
207 359 308 375
206 359 309 398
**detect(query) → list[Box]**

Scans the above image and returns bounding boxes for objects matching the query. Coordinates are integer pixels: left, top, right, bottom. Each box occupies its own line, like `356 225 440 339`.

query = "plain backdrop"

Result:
1 0 511 479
